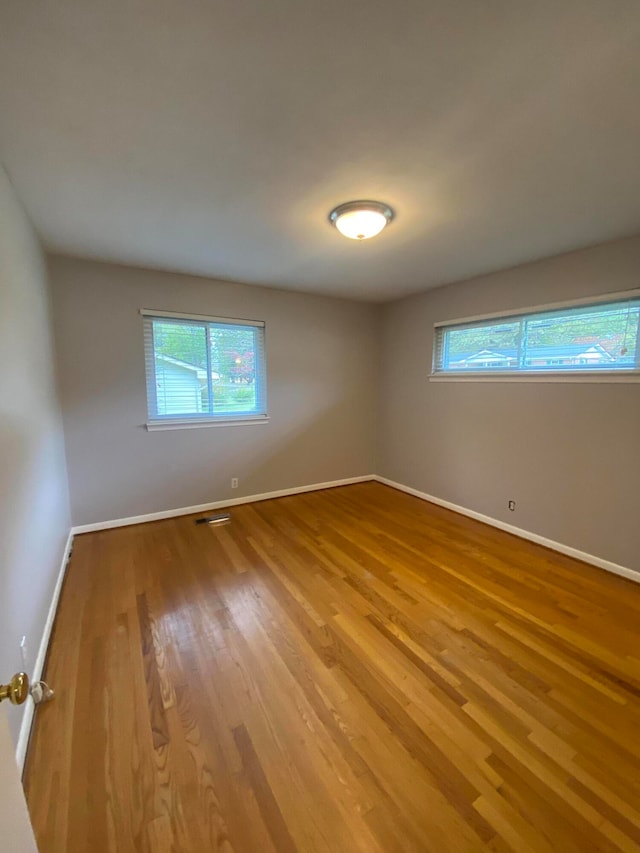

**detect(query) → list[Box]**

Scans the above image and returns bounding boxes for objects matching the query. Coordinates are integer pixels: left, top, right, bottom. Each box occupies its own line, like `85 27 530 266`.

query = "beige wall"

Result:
379 235 640 573
49 256 379 526
0 167 71 746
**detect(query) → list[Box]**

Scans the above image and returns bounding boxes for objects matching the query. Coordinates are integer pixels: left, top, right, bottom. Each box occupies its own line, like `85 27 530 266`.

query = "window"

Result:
432 292 640 380
142 310 267 428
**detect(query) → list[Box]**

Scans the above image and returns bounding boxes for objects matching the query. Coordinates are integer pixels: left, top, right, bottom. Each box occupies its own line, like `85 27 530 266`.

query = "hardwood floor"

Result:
24 482 640 852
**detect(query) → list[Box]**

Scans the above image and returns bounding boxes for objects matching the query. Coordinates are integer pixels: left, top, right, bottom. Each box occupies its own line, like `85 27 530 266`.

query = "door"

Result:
0 705 38 852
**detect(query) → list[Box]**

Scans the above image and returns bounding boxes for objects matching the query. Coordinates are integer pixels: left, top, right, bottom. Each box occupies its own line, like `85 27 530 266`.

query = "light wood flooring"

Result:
24 482 640 851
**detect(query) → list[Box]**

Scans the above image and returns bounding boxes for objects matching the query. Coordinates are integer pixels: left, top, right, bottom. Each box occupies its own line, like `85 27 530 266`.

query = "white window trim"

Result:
429 372 640 383
140 308 265 328
146 415 270 431
430 288 640 382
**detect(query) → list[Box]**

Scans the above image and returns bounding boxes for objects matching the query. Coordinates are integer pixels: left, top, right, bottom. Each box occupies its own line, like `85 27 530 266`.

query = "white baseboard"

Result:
71 475 376 534
374 476 639 585
16 528 74 772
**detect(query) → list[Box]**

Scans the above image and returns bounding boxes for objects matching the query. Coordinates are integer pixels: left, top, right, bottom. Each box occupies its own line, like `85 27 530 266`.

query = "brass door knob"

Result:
0 672 29 705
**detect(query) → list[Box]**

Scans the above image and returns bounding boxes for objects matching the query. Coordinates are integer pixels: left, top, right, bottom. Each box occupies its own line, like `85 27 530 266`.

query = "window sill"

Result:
429 371 640 383
146 416 270 431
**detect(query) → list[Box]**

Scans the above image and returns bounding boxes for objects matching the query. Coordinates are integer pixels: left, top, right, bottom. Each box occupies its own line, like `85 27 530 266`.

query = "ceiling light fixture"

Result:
329 200 394 240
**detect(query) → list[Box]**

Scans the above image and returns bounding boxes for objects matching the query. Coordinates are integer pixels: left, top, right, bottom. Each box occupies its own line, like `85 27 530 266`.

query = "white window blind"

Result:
432 294 640 377
142 310 267 424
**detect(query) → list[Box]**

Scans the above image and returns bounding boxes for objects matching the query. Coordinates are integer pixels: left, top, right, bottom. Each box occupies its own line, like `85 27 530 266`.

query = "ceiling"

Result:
1 1 640 301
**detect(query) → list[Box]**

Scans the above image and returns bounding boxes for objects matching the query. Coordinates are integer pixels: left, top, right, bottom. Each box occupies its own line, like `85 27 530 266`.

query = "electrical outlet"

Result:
20 635 28 670
508 500 516 511
231 478 239 489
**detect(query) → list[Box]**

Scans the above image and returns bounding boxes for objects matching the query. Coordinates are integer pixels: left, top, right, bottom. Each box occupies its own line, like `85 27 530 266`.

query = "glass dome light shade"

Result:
329 201 393 240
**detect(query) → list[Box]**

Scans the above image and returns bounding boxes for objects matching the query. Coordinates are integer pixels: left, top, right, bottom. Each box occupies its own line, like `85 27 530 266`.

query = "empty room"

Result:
1 2 640 851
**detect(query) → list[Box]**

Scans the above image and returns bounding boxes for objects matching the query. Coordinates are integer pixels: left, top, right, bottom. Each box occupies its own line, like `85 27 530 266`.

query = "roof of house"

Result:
155 354 214 380
449 343 617 364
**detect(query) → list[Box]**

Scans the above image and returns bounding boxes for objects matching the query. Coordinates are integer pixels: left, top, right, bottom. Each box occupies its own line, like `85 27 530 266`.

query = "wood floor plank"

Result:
24 482 640 851
232 724 298 853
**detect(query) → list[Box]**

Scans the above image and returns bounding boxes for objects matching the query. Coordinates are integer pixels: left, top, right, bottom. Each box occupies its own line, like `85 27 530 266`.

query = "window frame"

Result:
430 289 640 383
141 309 269 430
